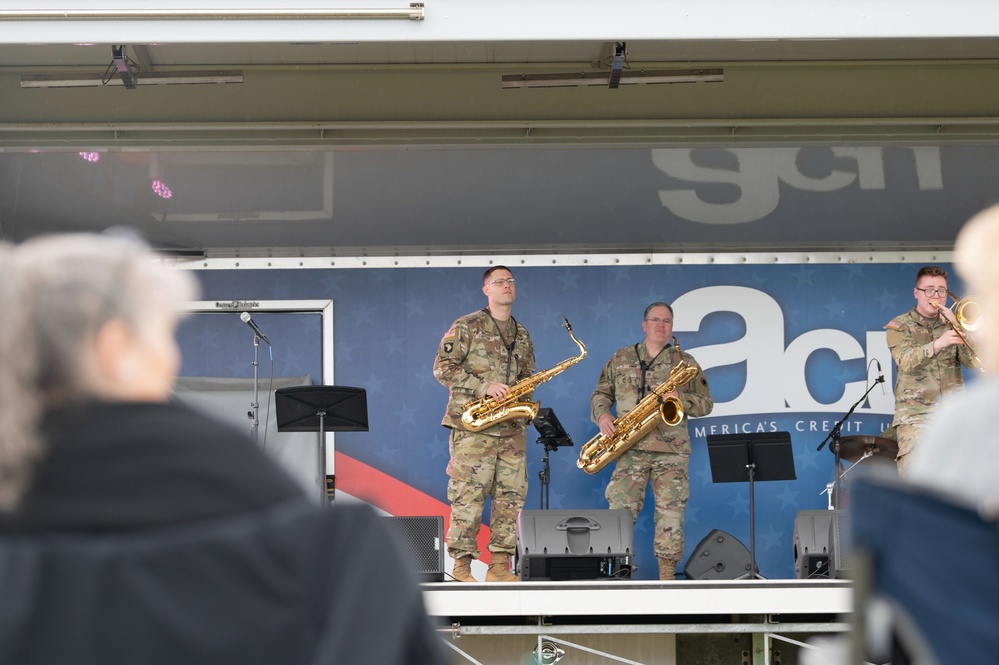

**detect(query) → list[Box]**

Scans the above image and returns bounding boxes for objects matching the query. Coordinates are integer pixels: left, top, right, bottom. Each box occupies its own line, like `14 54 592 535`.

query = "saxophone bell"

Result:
658 395 684 427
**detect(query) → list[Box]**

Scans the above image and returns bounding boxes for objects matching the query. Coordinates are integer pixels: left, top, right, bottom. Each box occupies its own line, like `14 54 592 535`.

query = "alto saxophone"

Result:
577 344 700 475
461 317 586 432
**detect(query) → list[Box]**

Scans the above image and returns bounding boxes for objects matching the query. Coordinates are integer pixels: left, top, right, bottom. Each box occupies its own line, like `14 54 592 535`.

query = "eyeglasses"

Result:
487 278 516 286
644 317 672 325
916 287 948 297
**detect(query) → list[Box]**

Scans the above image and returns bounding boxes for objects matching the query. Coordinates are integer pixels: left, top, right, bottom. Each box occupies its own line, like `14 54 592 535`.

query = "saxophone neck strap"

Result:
485 309 519 384
635 341 670 371
484 309 518 352
635 341 670 396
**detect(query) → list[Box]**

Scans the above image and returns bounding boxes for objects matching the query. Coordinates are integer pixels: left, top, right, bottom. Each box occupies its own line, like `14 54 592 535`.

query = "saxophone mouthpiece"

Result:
562 316 571 331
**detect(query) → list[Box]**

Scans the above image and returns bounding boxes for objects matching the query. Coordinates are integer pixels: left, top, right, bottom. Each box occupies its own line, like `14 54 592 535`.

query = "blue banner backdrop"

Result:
178 261 975 579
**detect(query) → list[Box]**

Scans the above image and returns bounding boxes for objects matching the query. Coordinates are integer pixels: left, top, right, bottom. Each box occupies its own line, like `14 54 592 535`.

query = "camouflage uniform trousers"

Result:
445 426 528 561
606 449 689 562
894 422 923 477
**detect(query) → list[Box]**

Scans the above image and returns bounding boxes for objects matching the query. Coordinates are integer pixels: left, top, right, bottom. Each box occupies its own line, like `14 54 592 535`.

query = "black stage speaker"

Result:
827 510 851 579
383 516 445 582
683 529 756 580
516 509 633 581
793 510 833 579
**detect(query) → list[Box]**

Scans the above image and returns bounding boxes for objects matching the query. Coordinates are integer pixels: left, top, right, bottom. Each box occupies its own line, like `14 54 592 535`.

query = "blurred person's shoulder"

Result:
910 377 999 506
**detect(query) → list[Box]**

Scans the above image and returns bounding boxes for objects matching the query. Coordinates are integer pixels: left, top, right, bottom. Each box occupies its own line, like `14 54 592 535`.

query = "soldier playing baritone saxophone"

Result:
434 266 536 583
590 302 713 581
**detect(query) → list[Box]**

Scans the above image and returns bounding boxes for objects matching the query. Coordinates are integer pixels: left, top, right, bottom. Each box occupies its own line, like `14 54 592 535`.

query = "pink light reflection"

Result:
151 179 173 200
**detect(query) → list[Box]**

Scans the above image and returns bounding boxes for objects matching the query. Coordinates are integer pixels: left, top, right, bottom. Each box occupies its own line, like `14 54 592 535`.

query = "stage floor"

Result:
424 578 852 634
423 579 852 664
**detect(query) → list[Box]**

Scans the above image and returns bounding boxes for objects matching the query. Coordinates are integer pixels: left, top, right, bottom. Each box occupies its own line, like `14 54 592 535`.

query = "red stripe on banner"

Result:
334 451 492 564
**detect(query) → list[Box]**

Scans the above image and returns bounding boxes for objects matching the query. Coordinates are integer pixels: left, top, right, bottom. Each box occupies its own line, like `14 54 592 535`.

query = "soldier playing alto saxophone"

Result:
589 302 713 580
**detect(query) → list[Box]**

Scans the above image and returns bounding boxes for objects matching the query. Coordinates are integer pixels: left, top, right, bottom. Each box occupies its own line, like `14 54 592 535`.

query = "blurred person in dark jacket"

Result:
0 232 449 665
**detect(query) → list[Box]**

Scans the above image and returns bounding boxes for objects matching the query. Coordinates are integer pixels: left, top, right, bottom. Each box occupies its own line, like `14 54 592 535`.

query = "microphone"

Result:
240 312 271 345
875 359 886 395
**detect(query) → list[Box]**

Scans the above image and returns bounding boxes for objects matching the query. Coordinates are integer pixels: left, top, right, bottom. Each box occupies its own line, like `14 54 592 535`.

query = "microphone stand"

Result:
248 332 261 444
816 376 883 509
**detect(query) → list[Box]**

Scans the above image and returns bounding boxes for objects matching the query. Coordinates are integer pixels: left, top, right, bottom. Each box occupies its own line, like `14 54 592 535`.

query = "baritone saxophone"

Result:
577 346 699 475
461 317 586 432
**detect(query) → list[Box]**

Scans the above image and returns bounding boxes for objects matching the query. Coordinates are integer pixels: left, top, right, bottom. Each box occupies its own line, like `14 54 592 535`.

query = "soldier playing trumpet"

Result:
589 302 713 580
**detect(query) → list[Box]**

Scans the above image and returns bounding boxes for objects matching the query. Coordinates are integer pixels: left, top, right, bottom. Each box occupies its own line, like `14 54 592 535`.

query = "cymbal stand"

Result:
819 449 873 509
816 379 880 509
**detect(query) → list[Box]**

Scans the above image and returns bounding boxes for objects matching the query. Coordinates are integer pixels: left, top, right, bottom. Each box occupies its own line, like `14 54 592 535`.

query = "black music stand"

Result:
275 386 368 505
532 407 573 510
706 431 796 579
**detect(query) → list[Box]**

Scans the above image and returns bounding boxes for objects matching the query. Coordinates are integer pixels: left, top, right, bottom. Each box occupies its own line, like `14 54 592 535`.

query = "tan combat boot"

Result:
452 556 478 583
658 558 677 581
486 554 519 582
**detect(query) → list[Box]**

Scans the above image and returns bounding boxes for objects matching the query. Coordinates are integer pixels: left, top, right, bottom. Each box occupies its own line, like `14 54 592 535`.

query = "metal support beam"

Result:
441 622 851 636
5 117 999 150
0 6 426 21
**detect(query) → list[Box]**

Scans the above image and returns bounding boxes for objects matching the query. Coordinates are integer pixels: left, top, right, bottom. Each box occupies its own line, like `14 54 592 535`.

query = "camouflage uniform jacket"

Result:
885 307 974 426
590 341 713 455
434 308 537 437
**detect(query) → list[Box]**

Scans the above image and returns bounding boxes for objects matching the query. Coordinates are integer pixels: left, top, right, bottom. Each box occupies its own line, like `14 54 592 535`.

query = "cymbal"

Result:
833 435 899 463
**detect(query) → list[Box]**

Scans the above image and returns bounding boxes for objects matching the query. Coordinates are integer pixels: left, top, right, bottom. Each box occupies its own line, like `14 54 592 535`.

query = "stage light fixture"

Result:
105 45 137 89
18 43 246 90
607 42 626 89
502 67 724 90
21 70 244 89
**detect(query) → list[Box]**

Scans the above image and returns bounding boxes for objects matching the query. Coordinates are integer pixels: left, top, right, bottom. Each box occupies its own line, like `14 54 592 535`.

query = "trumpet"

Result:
931 291 985 372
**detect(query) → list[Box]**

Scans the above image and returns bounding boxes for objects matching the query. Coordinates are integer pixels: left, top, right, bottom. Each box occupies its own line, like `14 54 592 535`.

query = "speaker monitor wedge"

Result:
683 529 756 580
793 509 833 579
383 515 445 583
516 509 634 581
